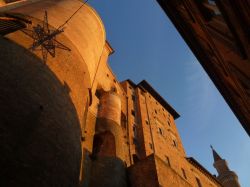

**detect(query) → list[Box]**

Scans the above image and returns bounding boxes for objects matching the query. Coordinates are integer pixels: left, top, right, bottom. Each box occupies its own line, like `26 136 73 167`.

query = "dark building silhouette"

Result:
157 0 250 136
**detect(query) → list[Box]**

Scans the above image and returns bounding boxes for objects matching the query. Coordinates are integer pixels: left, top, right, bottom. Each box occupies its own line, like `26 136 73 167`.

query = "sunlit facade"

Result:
0 0 240 186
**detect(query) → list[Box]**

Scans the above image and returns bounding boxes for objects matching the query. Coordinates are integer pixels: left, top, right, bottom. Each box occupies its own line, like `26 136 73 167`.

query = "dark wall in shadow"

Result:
89 156 127 187
93 131 116 157
86 118 127 187
0 36 82 187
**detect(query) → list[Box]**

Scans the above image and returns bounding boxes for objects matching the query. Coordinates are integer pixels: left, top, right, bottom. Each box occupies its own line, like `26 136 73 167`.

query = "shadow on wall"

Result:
92 131 116 157
0 36 82 187
85 118 127 187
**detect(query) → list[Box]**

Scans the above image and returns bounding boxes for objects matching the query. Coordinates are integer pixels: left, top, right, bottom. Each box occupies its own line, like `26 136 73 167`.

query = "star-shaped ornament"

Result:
22 11 71 63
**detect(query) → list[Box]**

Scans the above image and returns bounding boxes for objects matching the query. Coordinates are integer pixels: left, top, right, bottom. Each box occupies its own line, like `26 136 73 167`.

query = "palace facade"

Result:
0 0 240 186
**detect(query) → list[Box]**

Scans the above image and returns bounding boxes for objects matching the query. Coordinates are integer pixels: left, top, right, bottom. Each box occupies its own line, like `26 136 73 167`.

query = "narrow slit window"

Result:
182 168 187 179
168 121 171 126
196 177 202 187
173 140 178 147
165 156 171 167
159 128 163 135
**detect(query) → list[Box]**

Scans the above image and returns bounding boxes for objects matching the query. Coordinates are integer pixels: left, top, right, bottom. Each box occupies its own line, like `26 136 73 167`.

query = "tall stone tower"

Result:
211 146 241 187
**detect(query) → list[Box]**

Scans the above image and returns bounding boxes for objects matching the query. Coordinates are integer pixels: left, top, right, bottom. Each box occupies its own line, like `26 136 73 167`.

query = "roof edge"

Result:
138 80 180 119
186 157 222 185
121 79 180 119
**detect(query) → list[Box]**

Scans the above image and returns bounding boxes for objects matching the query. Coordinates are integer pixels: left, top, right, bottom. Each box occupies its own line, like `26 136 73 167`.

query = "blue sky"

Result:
89 0 250 186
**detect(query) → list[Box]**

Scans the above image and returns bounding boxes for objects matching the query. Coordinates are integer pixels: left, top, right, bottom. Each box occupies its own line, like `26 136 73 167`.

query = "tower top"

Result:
210 145 222 162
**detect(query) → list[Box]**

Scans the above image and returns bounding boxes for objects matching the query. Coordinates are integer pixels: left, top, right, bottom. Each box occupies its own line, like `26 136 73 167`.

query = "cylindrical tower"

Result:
98 91 122 125
0 0 106 186
212 147 241 187
95 90 124 159
90 89 127 187
214 159 241 187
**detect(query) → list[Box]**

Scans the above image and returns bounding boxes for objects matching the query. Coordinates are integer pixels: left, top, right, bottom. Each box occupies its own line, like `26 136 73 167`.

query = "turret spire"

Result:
211 145 241 187
210 145 222 162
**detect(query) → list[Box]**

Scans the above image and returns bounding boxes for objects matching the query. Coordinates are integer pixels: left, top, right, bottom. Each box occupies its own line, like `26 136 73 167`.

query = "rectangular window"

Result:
159 128 163 135
173 140 178 147
196 177 202 187
131 110 135 116
181 168 187 179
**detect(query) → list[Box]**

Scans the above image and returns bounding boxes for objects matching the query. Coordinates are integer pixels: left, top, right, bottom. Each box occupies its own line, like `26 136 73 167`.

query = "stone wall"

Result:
0 0 106 186
89 156 127 187
0 34 86 186
128 155 159 187
7 0 106 84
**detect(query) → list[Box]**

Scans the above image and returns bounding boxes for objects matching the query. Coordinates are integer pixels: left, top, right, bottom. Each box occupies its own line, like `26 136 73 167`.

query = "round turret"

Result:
0 0 106 186
98 91 122 125
211 146 241 187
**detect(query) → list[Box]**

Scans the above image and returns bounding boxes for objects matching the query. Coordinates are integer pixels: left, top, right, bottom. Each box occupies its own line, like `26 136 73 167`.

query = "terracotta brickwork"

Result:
122 80 222 187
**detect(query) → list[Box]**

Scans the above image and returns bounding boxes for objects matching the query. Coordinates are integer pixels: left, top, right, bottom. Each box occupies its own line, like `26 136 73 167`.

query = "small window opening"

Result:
165 156 171 167
182 168 187 179
149 143 153 149
196 177 202 187
131 110 135 116
168 121 171 126
159 128 163 136
173 140 177 147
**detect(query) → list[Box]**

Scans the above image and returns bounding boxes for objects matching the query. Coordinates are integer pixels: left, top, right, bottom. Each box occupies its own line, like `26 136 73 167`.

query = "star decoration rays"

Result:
21 11 71 63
